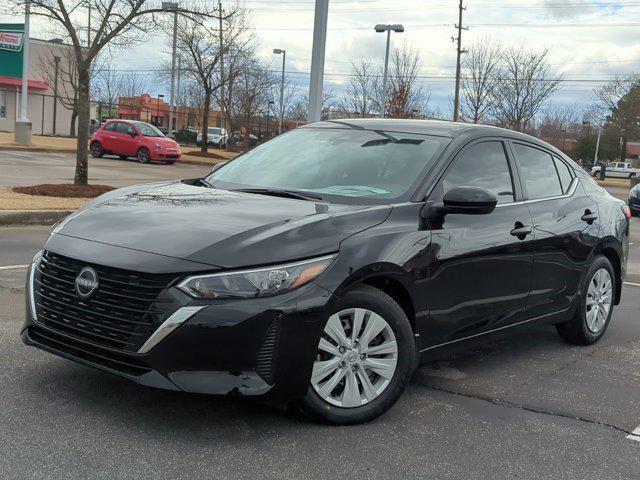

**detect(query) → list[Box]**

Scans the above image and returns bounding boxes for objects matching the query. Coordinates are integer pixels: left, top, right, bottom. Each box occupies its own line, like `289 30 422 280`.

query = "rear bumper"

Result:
22 261 335 398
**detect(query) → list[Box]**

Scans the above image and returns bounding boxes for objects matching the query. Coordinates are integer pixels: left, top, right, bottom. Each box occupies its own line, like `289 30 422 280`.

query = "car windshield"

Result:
208 128 222 135
133 122 164 137
206 127 449 203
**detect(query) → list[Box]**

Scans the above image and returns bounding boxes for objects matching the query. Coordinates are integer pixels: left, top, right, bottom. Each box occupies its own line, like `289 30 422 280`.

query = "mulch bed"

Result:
12 184 115 199
186 150 233 160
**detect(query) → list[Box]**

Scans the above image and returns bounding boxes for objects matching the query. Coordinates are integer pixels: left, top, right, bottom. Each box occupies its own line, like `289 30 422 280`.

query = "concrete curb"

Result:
0 210 72 226
0 146 78 154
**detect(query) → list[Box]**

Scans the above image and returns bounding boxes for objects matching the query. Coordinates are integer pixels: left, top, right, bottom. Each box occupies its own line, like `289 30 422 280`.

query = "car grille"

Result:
33 251 178 353
27 326 151 377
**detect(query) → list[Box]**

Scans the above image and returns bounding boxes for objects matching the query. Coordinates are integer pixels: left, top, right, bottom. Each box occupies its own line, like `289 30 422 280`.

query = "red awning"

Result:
0 75 49 91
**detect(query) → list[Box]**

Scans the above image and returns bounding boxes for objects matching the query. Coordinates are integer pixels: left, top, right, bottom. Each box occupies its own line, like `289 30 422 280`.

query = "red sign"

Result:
140 93 152 108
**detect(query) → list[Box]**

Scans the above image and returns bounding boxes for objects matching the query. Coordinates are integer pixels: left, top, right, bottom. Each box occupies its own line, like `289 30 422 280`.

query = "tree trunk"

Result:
74 67 91 185
201 90 211 154
69 110 77 138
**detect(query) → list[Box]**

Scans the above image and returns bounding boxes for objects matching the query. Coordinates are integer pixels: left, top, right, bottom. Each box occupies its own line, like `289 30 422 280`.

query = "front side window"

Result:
104 122 117 132
513 143 563 200
442 140 515 204
116 122 135 135
207 128 449 203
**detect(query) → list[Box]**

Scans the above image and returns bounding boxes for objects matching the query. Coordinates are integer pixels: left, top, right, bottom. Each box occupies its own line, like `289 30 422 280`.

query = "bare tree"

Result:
35 44 83 136
593 73 640 125
537 103 580 141
268 79 300 129
3 0 216 184
491 45 562 132
341 59 377 117
385 43 430 118
460 37 502 123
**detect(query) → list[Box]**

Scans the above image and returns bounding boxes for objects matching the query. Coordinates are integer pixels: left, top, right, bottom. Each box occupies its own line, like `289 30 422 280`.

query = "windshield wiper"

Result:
232 188 323 201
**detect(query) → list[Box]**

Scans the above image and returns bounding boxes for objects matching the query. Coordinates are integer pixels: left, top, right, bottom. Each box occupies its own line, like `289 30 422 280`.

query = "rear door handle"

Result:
581 210 598 223
510 222 532 239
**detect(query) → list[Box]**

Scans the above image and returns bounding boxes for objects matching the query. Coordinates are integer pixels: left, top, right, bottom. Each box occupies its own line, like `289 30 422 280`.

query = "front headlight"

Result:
177 254 336 299
632 185 640 198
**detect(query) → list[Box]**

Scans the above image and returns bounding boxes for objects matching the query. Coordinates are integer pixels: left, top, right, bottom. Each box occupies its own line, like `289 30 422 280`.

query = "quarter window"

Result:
513 144 563 200
553 156 573 194
442 141 515 204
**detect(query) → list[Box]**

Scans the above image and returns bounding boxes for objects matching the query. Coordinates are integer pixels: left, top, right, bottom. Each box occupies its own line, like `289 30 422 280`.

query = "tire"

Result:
90 141 103 158
300 285 416 425
119 155 128 160
137 147 151 164
556 255 616 345
630 173 637 179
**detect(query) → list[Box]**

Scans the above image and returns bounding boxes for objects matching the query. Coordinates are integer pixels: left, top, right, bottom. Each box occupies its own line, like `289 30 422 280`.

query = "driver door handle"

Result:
581 210 598 223
510 222 532 239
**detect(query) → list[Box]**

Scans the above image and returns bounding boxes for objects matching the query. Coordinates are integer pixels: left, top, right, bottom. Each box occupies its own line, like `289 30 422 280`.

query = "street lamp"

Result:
273 48 286 134
162 2 179 137
374 23 404 118
266 100 274 137
53 55 60 135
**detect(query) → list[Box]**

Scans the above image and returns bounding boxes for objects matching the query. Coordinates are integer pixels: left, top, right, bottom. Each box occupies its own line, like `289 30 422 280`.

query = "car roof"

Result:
302 118 547 143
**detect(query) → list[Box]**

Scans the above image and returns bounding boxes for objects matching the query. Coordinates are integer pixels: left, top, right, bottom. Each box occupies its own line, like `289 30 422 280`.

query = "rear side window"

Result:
443 140 515 204
513 143 563 200
553 156 573 194
104 122 117 132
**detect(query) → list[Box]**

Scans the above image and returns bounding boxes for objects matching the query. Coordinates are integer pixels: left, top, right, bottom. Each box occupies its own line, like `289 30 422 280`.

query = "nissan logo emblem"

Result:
75 267 99 299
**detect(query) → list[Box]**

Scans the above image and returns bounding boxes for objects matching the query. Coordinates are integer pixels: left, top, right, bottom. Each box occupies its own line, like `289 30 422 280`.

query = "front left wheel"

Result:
137 147 151 164
300 285 415 425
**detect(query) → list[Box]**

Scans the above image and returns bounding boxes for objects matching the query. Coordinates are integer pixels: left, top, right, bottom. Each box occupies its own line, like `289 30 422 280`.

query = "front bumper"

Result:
22 260 335 398
152 150 181 161
629 195 640 213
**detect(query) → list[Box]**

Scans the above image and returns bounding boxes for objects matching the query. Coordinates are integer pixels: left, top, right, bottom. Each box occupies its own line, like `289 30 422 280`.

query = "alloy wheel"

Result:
585 268 613 333
311 308 398 408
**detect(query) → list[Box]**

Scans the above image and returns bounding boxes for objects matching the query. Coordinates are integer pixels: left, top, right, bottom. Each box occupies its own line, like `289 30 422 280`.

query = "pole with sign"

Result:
15 1 31 145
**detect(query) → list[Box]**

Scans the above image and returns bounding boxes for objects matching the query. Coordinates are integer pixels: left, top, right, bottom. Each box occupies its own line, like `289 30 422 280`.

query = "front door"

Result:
510 142 601 320
425 139 534 343
114 122 139 156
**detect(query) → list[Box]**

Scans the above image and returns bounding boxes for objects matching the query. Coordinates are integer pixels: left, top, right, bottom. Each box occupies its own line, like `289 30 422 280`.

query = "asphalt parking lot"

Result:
0 185 639 478
0 150 211 188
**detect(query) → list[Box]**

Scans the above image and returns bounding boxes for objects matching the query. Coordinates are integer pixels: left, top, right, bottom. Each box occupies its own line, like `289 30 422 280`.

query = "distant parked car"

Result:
232 131 258 148
591 162 639 179
629 182 640 217
90 120 181 164
197 127 228 148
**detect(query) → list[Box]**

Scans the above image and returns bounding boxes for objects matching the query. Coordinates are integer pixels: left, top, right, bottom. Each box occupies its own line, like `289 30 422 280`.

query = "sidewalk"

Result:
0 132 237 165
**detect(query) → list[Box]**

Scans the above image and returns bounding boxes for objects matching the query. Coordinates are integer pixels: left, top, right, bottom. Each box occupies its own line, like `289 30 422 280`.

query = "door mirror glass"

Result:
443 186 497 215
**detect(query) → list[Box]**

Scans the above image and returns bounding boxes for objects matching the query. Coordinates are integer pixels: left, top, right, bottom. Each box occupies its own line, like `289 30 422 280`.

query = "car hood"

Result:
154 137 179 148
52 182 391 268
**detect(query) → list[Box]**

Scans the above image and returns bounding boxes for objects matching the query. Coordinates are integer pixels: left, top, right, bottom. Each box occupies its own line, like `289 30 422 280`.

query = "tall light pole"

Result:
374 24 404 118
163 2 179 137
15 0 31 145
53 55 60 135
273 48 286 134
308 0 329 123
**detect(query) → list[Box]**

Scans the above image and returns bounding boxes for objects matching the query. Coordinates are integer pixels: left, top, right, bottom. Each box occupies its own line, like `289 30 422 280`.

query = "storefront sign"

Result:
0 31 23 52
0 24 25 78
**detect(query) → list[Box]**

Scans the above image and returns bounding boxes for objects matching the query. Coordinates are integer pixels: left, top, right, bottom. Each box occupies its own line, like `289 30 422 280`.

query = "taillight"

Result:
622 205 632 220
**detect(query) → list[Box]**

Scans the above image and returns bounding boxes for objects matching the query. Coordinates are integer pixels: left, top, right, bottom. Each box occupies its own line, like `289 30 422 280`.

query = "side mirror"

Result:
442 186 497 215
211 161 228 173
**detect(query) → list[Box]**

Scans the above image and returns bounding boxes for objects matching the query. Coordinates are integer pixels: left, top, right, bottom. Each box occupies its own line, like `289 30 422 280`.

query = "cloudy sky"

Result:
3 0 640 117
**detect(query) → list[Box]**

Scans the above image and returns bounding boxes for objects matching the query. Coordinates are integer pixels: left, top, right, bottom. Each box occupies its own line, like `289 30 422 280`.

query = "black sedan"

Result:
629 182 640 216
22 119 630 424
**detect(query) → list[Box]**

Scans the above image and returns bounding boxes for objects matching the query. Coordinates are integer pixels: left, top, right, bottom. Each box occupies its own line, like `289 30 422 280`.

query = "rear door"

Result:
426 139 535 341
510 141 601 320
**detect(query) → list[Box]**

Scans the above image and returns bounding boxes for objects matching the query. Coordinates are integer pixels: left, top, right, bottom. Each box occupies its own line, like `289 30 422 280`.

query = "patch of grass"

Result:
12 184 115 199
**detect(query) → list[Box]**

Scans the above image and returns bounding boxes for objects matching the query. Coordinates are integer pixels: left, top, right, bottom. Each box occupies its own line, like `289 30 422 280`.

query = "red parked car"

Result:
90 120 181 164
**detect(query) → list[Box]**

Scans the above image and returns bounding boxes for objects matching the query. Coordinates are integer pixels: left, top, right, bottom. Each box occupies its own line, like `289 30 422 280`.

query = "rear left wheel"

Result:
90 141 103 158
556 256 615 345
300 285 415 425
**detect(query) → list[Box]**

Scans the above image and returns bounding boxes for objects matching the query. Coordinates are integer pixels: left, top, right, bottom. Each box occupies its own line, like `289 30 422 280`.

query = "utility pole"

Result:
15 0 31 145
308 0 329 123
53 56 60 135
175 55 182 130
594 126 602 166
273 49 286 133
452 0 467 122
163 2 179 137
218 1 226 132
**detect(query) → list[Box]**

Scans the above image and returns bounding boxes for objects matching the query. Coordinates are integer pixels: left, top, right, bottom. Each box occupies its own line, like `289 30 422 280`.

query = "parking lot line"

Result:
626 425 640 443
0 264 28 271
624 281 640 287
